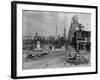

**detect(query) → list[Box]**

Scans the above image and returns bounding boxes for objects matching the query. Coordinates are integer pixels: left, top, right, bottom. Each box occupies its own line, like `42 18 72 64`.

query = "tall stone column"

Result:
37 41 41 50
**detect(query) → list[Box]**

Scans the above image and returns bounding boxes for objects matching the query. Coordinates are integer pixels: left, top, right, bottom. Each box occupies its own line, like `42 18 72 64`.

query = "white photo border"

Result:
11 1 98 79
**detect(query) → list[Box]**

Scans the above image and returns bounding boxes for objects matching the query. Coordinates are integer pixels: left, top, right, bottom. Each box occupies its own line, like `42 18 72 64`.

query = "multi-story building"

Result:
72 24 91 51
68 15 79 43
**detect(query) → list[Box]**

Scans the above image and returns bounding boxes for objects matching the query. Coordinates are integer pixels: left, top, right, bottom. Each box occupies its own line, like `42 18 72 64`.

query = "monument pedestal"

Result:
36 41 41 50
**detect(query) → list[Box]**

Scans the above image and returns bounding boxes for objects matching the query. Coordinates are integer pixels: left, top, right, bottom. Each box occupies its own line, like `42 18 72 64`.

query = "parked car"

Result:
26 49 49 60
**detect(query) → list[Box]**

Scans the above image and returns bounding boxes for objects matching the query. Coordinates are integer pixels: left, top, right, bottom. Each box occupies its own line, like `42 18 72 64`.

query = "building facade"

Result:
68 15 79 43
72 29 91 51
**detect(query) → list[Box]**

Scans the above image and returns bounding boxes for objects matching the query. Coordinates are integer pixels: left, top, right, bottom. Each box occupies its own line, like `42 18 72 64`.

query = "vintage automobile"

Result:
26 49 49 60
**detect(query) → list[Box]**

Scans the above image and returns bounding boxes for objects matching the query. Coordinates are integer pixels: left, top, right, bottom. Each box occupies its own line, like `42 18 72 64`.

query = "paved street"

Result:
23 46 90 69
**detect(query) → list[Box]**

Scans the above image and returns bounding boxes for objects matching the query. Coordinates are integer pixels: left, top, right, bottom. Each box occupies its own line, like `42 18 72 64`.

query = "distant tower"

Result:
55 27 58 39
63 27 66 40
68 15 79 43
72 15 78 25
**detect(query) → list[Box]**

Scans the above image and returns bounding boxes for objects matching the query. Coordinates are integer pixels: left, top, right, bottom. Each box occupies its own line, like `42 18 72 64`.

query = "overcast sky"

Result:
22 10 91 38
